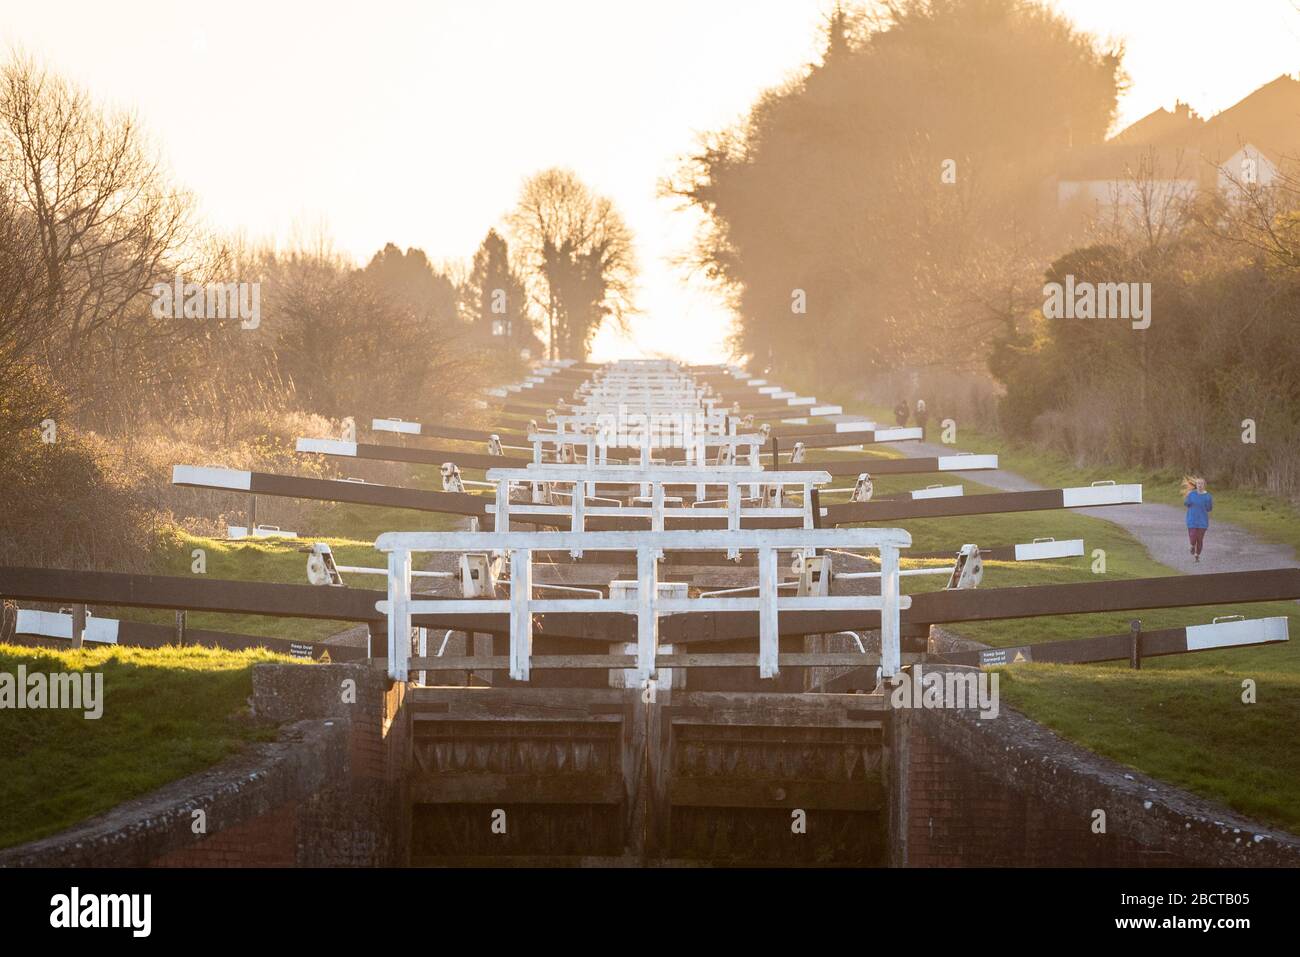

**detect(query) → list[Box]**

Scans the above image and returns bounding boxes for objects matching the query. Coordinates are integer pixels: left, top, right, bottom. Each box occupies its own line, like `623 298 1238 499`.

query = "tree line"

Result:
667 0 1122 385
0 52 637 569
672 0 1300 498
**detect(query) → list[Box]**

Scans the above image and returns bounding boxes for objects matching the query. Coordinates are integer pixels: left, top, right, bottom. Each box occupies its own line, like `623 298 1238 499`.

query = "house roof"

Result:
1198 74 1300 167
1112 102 1203 146
1059 74 1300 182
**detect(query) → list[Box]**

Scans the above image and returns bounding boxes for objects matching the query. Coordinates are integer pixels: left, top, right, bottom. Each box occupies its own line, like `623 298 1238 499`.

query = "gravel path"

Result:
884 439 1298 575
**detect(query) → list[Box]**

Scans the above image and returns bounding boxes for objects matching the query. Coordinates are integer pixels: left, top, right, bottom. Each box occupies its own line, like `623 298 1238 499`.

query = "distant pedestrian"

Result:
1182 476 1213 562
893 399 909 427
913 398 929 438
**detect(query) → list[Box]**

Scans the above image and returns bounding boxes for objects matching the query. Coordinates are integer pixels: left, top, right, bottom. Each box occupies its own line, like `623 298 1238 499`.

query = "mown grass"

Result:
992 664 1300 833
813 411 1300 833
107 531 386 642
4 449 478 849
0 642 292 850
308 463 469 541
108 461 467 642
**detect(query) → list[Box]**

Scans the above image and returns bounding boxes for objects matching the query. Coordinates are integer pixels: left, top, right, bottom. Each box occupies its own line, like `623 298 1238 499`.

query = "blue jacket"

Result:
1185 490 1213 529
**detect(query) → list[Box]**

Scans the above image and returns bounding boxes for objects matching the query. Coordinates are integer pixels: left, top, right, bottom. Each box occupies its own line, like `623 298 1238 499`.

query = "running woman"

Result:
1182 476 1213 563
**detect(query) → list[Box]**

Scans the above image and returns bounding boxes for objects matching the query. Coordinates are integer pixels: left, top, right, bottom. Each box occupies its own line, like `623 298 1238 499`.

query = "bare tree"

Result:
1193 151 1300 272
507 168 636 359
0 173 48 377
0 52 196 414
1098 146 1194 249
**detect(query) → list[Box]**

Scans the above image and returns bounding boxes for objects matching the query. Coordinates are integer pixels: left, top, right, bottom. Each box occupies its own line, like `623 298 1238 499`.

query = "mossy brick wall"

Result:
895 669 1300 868
0 663 408 868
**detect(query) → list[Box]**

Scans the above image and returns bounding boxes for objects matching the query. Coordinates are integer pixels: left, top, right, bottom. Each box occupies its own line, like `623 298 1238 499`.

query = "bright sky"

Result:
4 0 1299 363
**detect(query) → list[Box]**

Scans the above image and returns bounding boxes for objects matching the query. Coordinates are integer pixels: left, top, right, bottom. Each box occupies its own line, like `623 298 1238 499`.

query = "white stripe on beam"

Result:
296 438 358 456
1185 616 1289 651
835 420 876 432
172 465 252 491
871 427 921 441
15 610 119 644
16 609 71 639
87 619 120 644
1061 484 1143 507
778 417 860 427
228 526 298 540
373 418 421 435
809 405 842 416
938 454 999 471
910 485 963 500
1012 539 1085 561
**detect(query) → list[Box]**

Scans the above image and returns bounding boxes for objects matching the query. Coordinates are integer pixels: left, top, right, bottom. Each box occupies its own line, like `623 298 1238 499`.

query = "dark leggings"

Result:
1188 527 1207 555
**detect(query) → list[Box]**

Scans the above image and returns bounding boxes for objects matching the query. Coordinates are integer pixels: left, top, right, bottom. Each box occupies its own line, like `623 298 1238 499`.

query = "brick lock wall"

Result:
142 665 409 868
349 682 390 782
905 722 1192 867
152 803 298 868
18 657 1291 869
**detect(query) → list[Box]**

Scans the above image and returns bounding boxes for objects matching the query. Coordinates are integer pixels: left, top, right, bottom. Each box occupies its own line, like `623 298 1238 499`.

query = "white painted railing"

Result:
484 465 831 556
374 527 911 684
527 427 768 467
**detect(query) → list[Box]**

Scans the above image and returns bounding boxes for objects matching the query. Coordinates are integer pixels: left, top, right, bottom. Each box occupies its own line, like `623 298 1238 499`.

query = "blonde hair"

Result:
1181 475 1206 494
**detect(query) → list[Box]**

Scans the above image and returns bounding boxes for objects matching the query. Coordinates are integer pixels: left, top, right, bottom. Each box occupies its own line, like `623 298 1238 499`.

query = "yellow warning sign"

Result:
317 649 332 663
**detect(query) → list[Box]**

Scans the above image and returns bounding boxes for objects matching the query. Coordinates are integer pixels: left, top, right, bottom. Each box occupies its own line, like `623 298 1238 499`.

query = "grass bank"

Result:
822 425 1300 834
3 448 474 848
0 643 291 850
108 461 466 642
